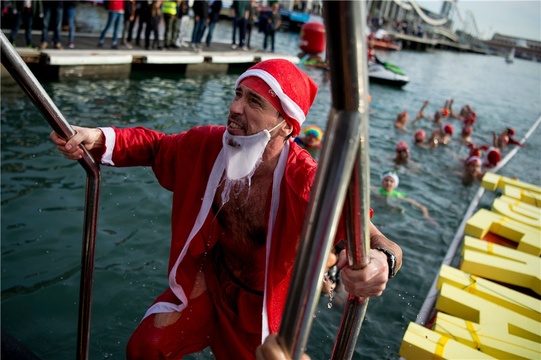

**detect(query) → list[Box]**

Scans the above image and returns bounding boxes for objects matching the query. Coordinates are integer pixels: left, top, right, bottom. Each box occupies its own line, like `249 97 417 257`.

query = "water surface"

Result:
2 10 541 360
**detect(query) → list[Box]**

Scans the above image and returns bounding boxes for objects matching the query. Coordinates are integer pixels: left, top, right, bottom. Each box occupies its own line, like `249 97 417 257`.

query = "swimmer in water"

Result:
394 110 409 131
294 125 324 161
414 129 429 148
461 125 473 144
373 170 439 226
428 123 453 148
462 155 484 186
393 141 410 166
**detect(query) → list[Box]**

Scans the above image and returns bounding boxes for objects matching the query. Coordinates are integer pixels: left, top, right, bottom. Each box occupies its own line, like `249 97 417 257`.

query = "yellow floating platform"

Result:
465 208 541 256
437 265 541 321
401 176 541 360
461 236 541 295
400 322 496 359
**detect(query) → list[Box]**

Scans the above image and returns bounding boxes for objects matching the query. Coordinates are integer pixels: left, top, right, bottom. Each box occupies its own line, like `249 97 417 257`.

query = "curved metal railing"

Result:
1 30 101 360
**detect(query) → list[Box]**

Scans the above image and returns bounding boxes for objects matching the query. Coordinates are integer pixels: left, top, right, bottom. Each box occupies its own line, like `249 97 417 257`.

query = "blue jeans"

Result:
264 28 276 51
232 17 247 46
41 3 63 44
65 5 76 44
99 11 123 45
191 18 206 45
205 20 218 46
9 7 34 46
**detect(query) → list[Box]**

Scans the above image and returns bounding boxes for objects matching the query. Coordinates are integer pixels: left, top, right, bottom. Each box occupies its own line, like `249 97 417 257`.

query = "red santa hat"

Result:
486 147 501 166
465 156 481 165
442 123 454 136
235 59 318 137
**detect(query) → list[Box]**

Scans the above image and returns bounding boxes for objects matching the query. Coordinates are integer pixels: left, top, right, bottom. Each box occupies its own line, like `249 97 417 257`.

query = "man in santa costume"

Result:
50 59 402 359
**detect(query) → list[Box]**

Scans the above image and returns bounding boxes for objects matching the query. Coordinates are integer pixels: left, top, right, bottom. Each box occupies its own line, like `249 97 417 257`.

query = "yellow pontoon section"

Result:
400 175 541 360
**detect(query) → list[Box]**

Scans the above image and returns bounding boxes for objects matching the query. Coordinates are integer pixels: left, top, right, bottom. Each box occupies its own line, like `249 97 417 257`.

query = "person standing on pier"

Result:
230 0 249 50
173 0 190 47
144 1 163 50
121 0 136 49
8 0 43 49
245 0 258 49
205 0 222 47
134 0 150 47
162 0 178 49
97 0 125 49
191 0 208 50
263 1 282 53
40 0 63 49
64 1 78 49
50 59 402 359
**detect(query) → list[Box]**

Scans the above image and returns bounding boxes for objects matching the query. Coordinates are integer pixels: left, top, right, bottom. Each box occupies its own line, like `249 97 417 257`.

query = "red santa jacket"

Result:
103 125 320 334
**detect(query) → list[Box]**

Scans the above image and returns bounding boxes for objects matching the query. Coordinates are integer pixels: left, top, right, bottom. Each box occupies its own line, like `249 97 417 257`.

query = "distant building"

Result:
484 34 541 62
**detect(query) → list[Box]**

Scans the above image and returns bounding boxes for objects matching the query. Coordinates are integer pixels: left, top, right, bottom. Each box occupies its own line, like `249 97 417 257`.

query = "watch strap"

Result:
375 247 397 279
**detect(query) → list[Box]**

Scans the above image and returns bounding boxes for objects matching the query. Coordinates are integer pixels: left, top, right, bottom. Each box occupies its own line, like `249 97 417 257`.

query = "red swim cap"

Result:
487 148 501 165
442 124 453 136
507 128 515 136
414 129 426 142
469 148 482 157
396 141 409 152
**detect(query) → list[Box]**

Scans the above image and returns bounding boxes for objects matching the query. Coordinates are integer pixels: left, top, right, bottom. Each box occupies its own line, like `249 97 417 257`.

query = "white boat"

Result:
368 57 410 87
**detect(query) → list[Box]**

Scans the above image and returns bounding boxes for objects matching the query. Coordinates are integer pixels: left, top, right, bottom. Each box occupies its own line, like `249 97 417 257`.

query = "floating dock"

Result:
1 31 300 81
400 173 541 360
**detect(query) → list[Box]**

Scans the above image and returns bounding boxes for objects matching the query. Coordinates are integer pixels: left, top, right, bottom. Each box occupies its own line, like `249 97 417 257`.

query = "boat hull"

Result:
368 61 409 87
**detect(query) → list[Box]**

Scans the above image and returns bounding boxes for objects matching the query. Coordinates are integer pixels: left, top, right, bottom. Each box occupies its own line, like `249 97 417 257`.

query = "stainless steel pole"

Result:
278 1 370 358
1 31 101 360
325 1 372 359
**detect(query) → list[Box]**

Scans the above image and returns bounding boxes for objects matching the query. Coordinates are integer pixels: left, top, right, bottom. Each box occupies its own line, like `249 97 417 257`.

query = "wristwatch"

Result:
375 247 397 279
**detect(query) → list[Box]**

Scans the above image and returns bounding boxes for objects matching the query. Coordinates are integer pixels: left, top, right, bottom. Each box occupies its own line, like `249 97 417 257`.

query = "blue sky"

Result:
415 0 541 41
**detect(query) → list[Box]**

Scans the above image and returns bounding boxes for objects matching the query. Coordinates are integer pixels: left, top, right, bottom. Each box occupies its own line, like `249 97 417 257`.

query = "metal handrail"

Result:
1 31 101 360
278 1 371 358
328 1 371 357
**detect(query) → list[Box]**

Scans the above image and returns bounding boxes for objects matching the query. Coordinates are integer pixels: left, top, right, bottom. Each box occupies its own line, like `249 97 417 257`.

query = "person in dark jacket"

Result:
8 0 43 48
204 0 222 47
191 0 208 50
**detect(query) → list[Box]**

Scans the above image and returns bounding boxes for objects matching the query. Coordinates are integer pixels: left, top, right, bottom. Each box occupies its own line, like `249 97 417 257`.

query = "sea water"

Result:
2 6 541 360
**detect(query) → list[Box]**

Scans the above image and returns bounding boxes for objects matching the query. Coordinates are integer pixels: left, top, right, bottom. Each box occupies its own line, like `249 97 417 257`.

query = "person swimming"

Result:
428 123 453 148
394 141 410 165
294 125 324 160
462 155 484 186
374 170 439 226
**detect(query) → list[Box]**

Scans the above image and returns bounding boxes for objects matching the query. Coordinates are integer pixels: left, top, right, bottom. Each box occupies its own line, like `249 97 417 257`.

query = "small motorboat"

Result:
368 57 409 87
369 38 402 51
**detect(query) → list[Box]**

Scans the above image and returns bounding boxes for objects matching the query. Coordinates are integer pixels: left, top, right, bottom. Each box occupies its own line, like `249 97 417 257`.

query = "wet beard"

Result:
221 129 270 206
220 174 254 207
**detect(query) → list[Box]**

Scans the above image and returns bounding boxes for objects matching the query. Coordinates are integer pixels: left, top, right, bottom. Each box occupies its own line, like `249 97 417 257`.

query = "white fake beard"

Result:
221 129 271 206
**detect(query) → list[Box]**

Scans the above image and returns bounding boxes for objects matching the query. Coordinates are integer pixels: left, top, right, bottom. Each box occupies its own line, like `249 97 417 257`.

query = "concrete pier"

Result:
1 31 300 81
